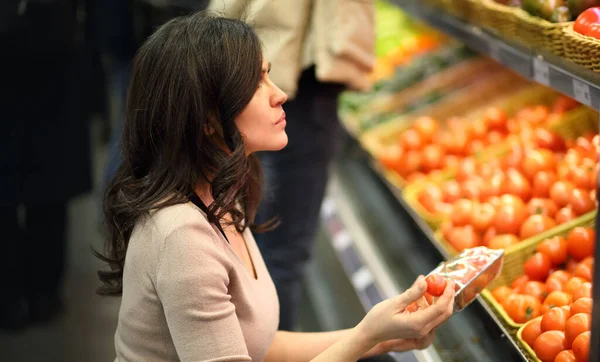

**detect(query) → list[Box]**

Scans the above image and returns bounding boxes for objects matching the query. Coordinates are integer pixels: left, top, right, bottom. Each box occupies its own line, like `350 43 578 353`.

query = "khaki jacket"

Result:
209 0 375 98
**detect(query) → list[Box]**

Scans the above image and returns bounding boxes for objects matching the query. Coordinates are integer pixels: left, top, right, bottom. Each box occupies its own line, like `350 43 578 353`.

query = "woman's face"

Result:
235 58 288 154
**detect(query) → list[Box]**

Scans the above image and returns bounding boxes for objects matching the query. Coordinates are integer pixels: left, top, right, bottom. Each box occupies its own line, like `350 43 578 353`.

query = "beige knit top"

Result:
113 201 279 362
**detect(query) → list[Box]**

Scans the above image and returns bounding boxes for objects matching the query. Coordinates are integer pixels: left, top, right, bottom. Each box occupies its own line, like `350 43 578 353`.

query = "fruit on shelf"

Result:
574 6 600 38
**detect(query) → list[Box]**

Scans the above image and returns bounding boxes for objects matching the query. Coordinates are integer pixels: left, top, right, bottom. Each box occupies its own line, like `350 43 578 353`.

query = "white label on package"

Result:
533 58 550 86
573 79 592 107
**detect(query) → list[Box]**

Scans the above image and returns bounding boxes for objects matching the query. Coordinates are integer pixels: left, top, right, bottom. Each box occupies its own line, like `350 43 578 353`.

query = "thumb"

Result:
395 275 427 309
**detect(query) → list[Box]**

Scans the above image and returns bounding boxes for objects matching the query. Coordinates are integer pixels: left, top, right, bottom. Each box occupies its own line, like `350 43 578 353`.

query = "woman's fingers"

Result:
394 275 427 310
403 280 455 338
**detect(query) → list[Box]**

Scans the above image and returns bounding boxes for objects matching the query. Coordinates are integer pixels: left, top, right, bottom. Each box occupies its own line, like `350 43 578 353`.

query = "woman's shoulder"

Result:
129 201 227 268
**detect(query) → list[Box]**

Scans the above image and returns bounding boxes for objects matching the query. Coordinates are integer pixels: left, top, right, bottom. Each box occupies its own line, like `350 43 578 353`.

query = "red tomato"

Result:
537 236 568 265
564 277 587 296
554 350 577 362
491 286 513 305
521 149 556 180
446 225 480 252
556 207 577 224
400 129 422 151
572 282 592 301
570 298 593 317
534 128 566 151
398 151 422 177
519 214 556 240
503 168 532 202
524 252 552 281
465 139 486 155
552 95 579 114
486 130 504 145
456 158 477 182
541 306 570 332
451 199 474 226
569 188 596 215
482 227 498 247
527 198 558 218
472 203 496 232
546 277 565 294
532 171 558 198
440 180 462 203
572 331 590 362
566 259 580 273
550 181 575 208
421 144 444 172
442 154 460 170
504 294 541 323
511 275 530 290
574 263 593 281
495 204 527 235
418 184 443 213
521 281 548 302
543 291 573 311
565 313 591 349
425 274 447 297
574 7 600 35
413 116 439 143
567 227 595 261
568 166 594 190
548 270 572 285
488 234 520 250
534 330 566 362
484 107 508 131
461 178 484 200
379 144 404 172
522 318 542 348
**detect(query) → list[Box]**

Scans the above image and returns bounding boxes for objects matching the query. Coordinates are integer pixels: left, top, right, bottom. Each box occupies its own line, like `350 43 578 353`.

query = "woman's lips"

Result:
275 112 286 125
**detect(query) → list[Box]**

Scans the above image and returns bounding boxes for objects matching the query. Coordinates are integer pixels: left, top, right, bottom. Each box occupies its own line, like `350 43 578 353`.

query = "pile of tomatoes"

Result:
490 229 595 361
424 131 599 253
490 226 595 325
378 96 580 182
521 298 592 362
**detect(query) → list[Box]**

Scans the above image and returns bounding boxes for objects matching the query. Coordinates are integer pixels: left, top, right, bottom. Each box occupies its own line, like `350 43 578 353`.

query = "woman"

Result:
97 12 455 362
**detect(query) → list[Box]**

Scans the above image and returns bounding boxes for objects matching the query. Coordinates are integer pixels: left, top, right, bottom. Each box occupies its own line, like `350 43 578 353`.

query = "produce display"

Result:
339 44 475 131
337 2 599 362
489 225 595 324
379 94 580 186
573 6 600 38
495 0 600 22
432 131 599 253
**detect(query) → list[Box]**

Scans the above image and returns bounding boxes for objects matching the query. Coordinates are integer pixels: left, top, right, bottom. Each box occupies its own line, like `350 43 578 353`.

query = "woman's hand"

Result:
356 275 455 349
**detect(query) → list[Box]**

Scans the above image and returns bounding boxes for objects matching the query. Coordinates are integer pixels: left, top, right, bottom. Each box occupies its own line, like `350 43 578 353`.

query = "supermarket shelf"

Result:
328 141 529 361
391 0 600 111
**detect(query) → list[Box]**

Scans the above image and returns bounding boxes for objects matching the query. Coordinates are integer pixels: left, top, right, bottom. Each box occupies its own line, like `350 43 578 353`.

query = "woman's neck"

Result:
194 180 214 206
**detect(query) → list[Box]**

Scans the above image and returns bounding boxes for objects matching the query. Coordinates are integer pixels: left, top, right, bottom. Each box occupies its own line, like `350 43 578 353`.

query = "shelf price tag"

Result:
533 58 550 86
573 79 592 107
351 267 374 292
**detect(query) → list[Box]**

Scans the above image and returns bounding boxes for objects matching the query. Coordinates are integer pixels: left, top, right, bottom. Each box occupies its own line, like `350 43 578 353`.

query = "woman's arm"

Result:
264 328 375 362
264 276 455 362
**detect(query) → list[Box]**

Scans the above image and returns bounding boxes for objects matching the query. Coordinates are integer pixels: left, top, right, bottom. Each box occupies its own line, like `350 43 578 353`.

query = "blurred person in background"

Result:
209 0 376 330
96 0 209 188
0 0 100 331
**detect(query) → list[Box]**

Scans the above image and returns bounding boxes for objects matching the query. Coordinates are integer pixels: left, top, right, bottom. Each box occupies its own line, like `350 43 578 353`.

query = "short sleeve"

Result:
156 222 252 362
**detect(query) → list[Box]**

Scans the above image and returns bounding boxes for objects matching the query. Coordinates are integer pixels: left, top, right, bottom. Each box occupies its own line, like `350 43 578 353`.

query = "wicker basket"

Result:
479 211 596 331
516 317 543 362
513 11 571 56
563 26 600 73
475 0 521 39
445 0 478 20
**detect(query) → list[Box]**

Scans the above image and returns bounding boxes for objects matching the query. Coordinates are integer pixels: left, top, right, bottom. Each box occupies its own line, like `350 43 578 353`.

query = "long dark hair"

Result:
96 12 275 296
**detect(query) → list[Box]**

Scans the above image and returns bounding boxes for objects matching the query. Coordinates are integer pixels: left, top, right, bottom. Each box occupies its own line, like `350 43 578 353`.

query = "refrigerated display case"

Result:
314 1 600 361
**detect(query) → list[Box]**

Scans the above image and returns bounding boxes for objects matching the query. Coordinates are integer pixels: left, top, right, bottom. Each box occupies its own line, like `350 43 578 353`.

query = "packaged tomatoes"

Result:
427 247 504 312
